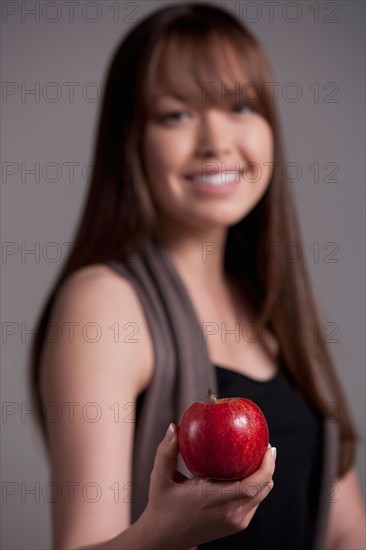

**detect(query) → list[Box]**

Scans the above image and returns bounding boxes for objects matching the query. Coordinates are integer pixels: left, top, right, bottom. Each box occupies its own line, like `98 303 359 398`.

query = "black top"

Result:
136 365 324 550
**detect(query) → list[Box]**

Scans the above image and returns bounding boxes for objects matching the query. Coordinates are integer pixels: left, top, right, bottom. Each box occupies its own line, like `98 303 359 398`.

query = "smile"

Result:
185 172 241 186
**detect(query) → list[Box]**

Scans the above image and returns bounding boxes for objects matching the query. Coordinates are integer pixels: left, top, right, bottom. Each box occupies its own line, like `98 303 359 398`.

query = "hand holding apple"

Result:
178 388 269 480
142 420 276 548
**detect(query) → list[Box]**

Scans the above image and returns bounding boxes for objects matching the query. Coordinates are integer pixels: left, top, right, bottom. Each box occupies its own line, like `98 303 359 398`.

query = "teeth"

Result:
188 172 240 186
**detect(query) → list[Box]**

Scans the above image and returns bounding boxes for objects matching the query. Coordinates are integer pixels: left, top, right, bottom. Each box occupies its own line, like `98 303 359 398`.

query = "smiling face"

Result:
141 35 274 238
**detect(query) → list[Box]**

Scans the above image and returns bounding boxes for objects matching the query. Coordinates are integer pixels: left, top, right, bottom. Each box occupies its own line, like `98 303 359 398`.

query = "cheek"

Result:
242 118 273 164
142 128 166 176
143 126 192 178
142 126 191 215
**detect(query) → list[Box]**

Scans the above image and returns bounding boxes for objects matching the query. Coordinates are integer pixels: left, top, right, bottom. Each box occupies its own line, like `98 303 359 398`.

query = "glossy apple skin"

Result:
178 397 269 480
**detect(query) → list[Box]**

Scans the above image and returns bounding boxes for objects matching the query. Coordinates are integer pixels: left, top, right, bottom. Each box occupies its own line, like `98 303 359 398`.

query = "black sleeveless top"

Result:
136 364 324 550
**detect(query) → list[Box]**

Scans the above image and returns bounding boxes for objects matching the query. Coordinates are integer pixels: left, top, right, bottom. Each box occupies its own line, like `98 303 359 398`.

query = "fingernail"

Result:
165 422 175 443
271 447 277 462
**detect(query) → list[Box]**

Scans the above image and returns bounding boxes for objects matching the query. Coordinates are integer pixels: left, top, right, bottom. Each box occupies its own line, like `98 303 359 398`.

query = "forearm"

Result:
73 512 190 550
75 522 148 550
72 518 159 550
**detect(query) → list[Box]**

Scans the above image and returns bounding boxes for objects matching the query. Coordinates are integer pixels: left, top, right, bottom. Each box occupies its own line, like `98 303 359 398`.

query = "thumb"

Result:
152 423 179 485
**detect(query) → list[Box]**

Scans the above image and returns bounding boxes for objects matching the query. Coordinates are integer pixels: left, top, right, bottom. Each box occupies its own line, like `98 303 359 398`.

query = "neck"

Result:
155 222 230 292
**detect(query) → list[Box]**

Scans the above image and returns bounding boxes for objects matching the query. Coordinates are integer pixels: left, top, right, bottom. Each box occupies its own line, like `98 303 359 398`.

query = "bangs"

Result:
143 29 267 115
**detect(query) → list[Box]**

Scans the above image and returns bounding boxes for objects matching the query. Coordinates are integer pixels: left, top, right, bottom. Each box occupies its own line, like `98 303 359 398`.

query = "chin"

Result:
208 206 254 226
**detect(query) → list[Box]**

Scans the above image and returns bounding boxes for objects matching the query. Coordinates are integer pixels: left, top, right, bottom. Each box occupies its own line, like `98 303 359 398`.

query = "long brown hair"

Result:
29 2 358 477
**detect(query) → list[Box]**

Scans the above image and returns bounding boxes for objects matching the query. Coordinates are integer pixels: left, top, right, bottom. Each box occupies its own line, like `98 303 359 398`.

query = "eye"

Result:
159 111 190 123
232 103 253 115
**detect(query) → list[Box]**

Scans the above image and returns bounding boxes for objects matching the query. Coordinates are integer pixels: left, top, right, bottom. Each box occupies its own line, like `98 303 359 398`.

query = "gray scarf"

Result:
107 236 339 550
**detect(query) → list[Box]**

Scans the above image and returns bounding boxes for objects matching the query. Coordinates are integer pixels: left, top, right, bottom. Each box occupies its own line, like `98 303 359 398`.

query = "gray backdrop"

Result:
1 1 365 548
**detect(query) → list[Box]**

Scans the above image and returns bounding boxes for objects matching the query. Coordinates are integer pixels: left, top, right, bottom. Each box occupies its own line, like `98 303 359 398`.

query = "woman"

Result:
29 3 365 549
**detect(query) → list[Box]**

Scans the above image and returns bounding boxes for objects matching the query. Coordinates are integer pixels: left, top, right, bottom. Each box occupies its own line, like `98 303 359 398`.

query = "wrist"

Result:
136 506 191 550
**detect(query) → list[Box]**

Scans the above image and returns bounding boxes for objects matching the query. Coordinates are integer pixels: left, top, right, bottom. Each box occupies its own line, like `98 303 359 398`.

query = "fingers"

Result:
151 423 180 487
151 426 276 509
193 445 276 509
238 444 276 502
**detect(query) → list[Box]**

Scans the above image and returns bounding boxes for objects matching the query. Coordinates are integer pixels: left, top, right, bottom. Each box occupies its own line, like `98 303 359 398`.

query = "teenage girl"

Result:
30 3 366 549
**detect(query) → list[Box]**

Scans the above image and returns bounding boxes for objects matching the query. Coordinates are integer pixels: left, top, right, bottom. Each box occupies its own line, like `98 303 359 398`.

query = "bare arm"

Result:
67 515 168 550
40 265 153 550
325 466 366 549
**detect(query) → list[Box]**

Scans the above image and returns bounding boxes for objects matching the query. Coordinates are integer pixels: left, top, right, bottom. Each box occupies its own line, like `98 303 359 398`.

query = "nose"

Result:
195 110 232 159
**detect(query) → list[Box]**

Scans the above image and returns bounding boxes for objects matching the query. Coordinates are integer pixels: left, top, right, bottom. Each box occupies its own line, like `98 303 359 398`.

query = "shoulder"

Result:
47 263 154 395
55 263 144 325
58 263 133 301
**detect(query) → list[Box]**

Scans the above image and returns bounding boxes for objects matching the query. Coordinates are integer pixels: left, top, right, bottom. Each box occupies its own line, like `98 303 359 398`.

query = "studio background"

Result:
1 1 365 548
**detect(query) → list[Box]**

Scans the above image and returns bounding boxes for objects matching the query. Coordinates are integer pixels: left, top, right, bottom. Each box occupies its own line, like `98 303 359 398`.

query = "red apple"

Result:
177 388 269 480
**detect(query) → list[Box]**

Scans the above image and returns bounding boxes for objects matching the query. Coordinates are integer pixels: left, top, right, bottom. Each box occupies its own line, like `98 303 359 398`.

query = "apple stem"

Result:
207 388 218 404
